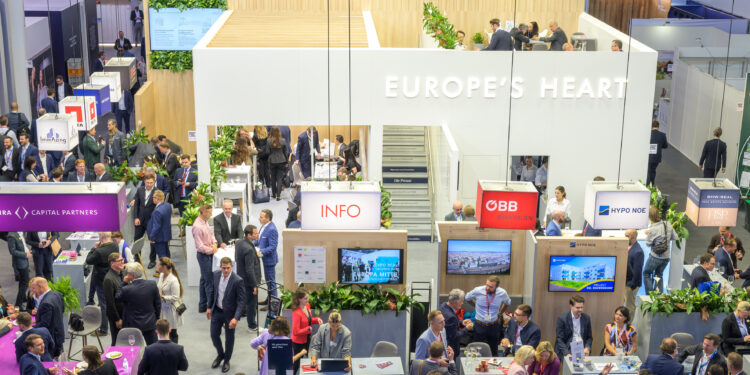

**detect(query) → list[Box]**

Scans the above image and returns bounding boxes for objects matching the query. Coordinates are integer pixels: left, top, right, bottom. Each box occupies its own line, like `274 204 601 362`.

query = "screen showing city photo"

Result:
548 256 616 292
446 240 511 275
338 249 403 284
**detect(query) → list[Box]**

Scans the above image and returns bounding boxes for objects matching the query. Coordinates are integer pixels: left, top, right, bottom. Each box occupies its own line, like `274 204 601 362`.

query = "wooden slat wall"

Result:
588 0 671 34
134 81 155 134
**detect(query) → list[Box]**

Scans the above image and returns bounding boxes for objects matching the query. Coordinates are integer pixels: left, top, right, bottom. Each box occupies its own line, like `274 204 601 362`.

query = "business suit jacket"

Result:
60 153 76 179
546 220 562 236
35 290 65 357
172 167 197 200
18 144 39 168
690 350 726 375
19 352 49 375
82 135 103 169
295 131 320 177
692 266 712 289
504 319 541 354
16 327 55 362
55 83 73 102
25 232 59 252
147 202 172 243
649 129 668 164
41 97 58 114
443 212 463 221
103 269 124 323
33 155 56 178
255 222 278 266
310 323 352 359
5 112 30 133
483 29 513 51
540 28 568 51
133 186 156 225
626 242 645 289
0 146 21 180
641 354 684 375
137 339 189 375
409 359 456 375
94 59 105 72
95 172 114 182
162 152 179 179
439 302 468 354
8 231 28 270
213 213 243 246
700 139 727 170
105 130 126 165
208 271 246 321
235 238 261 289
86 242 120 277
164 139 182 156
116 279 161 332
127 142 156 167
66 171 94 182
722 313 750 354
114 38 132 51
510 28 531 50
554 312 593 359
714 247 734 279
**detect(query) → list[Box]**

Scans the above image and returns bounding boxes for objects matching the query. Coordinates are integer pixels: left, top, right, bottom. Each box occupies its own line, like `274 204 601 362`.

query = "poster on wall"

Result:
656 51 674 80
27 48 55 118
294 246 326 283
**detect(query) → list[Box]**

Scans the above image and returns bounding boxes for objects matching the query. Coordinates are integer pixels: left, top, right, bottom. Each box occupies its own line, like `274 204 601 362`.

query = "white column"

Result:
4 0 31 115
196 124 210 184
369 123 383 182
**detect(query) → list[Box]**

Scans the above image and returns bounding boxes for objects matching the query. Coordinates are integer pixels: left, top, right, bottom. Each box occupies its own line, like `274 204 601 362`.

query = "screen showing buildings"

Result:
446 240 511 275
548 256 616 292
149 8 223 51
338 249 403 284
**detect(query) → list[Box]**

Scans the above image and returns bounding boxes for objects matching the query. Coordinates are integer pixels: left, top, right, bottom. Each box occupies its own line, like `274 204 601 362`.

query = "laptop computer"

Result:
319 359 349 372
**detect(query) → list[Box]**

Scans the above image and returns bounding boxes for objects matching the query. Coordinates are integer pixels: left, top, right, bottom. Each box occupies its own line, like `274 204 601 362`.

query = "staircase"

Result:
382 126 432 241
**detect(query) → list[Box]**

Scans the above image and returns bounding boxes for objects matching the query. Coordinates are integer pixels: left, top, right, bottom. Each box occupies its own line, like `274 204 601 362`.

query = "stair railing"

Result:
424 127 437 242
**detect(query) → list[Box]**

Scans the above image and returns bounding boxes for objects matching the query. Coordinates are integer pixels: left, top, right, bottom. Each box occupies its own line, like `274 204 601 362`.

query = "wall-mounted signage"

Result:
35 114 79 151
58 96 97 131
686 178 739 226
475 180 538 230
300 181 381 231
583 181 650 230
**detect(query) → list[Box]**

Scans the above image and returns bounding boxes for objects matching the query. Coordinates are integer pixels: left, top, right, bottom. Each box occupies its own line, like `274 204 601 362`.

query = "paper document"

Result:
593 363 617 371
539 29 549 38
741 171 750 188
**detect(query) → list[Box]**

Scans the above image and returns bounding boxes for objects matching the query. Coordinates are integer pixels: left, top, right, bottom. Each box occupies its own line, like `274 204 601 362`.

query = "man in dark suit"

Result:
67 159 93 182
728 352 746 375
539 21 568 51
59 150 76 180
294 127 320 180
105 119 126 166
439 289 473 355
54 75 73 102
255 209 279 309
82 127 105 172
554 295 593 359
482 18 513 51
25 231 59 281
690 334 726 375
699 127 727 178
159 142 179 178
235 225 262 330
114 31 132 52
33 150 57 179
6 232 31 311
708 227 743 267
714 238 736 280
157 135 183 157
207 257 246 373
40 88 58 114
625 229 645 313
147 190 173 263
30 277 65 358
19 334 54 375
130 6 144 48
15 312 55 362
103 253 125 346
648 120 668 186
94 51 106 72
1 136 21 181
93 163 114 182
722 302 750 355
116 262 161 345
115 89 134 134
18 133 39 172
5 102 30 133
138 319 189 375
501 304 541 356
510 24 531 51
214 200 243 248
642 338 684 375
444 201 464 221
133 175 157 244
85 232 119 335
692 253 715 290
173 155 198 215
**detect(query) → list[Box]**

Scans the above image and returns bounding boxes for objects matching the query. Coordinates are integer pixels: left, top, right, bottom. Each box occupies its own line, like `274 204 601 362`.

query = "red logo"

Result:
321 204 361 218
476 184 538 230
64 106 83 122
89 102 96 119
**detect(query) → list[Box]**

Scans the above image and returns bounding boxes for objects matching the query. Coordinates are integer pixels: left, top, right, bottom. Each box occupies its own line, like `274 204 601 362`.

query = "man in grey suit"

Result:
235 225 262 330
409 341 457 375
539 21 568 51
105 119 126 166
482 18 513 51
214 200 243 248
444 201 464 221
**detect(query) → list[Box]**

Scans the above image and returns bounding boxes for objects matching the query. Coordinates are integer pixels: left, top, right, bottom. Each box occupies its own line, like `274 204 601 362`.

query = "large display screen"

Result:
548 256 616 292
338 249 403 284
446 240 511 275
148 8 223 51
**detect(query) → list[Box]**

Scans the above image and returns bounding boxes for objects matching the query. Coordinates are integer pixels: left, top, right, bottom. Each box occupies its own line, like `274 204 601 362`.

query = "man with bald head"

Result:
85 232 119 335
545 210 564 236
642 337 684 375
625 229 644 312
94 163 114 181
537 20 568 51
4 102 29 133
444 201 464 221
29 277 65 357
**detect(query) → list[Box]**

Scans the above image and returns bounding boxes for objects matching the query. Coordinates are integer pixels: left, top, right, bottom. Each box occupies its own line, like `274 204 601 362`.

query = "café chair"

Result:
371 341 398 357
115 328 146 349
67 305 104 360
464 342 492 357
131 237 146 269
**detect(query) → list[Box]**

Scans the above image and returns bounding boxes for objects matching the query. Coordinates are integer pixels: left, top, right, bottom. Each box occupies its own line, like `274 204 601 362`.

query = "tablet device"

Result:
319 359 349 372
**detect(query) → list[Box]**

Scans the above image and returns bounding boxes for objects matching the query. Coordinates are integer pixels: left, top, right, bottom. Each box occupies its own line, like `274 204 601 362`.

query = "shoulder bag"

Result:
651 221 670 256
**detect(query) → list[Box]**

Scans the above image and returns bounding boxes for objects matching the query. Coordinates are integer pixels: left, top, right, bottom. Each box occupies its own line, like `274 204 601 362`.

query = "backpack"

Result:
651 221 670 255
69 313 85 331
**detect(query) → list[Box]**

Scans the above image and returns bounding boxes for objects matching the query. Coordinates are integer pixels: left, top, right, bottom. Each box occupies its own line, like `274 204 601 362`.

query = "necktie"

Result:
181 168 188 196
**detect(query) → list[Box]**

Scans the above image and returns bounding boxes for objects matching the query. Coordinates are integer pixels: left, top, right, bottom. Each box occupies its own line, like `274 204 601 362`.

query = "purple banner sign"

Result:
0 186 127 231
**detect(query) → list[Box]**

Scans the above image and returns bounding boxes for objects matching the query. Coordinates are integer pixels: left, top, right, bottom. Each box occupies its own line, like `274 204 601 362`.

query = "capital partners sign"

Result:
385 75 628 99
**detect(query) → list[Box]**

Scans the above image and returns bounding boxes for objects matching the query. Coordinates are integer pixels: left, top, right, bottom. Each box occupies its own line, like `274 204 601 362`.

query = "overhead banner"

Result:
300 181 381 231
58 96 97 131
475 180 538 230
686 178 740 227
74 84 111 116
90 72 122 102
35 114 79 151
583 181 650 230
0 183 127 231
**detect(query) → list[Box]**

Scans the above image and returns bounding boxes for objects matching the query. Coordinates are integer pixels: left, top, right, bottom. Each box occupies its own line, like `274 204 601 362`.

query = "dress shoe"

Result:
258 300 268 306
147 261 156 269
259 306 268 311
222 361 231 373
211 356 223 369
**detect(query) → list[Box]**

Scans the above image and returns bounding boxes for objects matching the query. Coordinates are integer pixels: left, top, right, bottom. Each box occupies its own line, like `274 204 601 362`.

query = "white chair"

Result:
115 327 146 348
371 341 398 357
464 342 492 357
67 306 104 360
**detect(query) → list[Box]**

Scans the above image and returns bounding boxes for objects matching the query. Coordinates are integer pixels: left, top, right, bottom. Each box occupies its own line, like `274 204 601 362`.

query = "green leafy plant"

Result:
380 182 392 229
48 276 81 314
639 288 747 317
150 0 227 10
124 127 150 148
472 32 484 45
150 50 193 72
422 2 458 49
107 161 140 185
643 181 690 249
280 282 423 316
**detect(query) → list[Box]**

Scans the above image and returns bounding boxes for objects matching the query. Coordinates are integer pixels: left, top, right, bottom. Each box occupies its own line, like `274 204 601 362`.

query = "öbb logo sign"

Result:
321 204 361 218
484 200 517 212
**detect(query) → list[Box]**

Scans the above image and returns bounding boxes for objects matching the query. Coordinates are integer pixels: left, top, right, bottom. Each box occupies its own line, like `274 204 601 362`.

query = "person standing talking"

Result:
193 205 217 313
465 276 511 357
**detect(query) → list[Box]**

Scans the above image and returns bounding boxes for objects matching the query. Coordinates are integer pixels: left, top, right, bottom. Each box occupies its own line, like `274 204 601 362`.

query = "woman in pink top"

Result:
191 204 218 312
528 341 561 375
509 345 538 375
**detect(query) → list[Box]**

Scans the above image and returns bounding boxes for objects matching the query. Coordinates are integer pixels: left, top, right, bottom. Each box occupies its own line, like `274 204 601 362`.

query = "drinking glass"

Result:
128 334 136 357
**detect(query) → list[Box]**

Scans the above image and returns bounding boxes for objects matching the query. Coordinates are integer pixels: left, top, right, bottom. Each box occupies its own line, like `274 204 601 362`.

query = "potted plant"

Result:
48 276 81 314
472 32 484 50
380 182 392 229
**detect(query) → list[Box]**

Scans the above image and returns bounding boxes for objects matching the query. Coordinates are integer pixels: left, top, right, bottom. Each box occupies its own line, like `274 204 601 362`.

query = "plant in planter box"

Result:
472 32 484 48
48 276 81 314
380 182 392 229
107 161 139 185
280 282 423 316
640 288 747 319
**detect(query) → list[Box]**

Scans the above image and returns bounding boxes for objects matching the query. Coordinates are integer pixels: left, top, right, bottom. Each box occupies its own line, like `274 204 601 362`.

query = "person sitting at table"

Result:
554 295 593 359
78 345 117 375
502 304 541 356
19 334 59 375
0 283 18 319
309 310 352 371
692 254 715 291
15 312 54 362
251 316 308 375
721 301 750 355
691 334 726 375
409 341 456 375
603 306 637 356
529 341 560 375
509 345 537 375
641 338 683 375
213 199 243 249
291 288 322 374
415 310 451 362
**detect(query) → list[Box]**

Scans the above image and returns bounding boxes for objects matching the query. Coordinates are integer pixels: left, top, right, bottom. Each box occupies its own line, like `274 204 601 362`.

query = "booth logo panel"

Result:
301 191 381 230
476 185 538 230
0 191 126 231
591 191 650 230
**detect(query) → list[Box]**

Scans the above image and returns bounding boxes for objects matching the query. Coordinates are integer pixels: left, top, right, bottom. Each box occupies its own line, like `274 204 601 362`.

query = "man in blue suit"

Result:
30 277 65 358
207 257 246 373
147 190 172 261
255 209 278 309
555 295 593 359
33 150 57 179
482 19 513 51
19 334 53 375
138 319 189 375
15 312 55 362
501 304 541 356
294 127 320 179
648 120 668 186
546 210 564 236
18 133 39 177
40 88 58 114
625 229 645 313
6 231 30 311
714 238 736 280
641 338 684 375
173 155 198 215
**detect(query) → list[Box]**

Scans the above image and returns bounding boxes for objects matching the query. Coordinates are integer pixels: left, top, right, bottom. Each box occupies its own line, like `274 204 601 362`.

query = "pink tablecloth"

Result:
43 346 140 375
0 322 23 372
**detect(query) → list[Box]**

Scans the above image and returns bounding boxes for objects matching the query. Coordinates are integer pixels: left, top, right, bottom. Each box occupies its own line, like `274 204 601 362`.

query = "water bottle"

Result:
123 358 129 370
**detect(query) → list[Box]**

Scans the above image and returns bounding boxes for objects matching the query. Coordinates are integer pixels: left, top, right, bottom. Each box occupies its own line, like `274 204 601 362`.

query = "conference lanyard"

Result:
486 293 496 317
611 324 627 348
721 233 732 246
4 149 11 166
698 350 717 375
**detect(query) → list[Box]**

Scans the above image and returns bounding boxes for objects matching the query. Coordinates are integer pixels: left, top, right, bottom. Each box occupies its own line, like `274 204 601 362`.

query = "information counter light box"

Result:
475 180 538 230
446 240 511 275
583 181 650 230
74 84 110 115
338 248 403 284
686 178 740 227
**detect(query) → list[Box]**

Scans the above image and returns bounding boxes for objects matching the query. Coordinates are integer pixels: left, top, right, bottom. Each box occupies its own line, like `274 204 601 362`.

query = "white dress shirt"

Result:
144 188 153 205
38 155 48 176
224 214 232 230
217 274 229 309
520 165 537 182
545 198 571 220
571 311 582 342
57 84 65 100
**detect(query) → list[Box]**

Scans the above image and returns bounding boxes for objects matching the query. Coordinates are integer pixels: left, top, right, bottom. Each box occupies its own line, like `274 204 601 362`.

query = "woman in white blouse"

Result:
157 257 184 343
544 186 570 224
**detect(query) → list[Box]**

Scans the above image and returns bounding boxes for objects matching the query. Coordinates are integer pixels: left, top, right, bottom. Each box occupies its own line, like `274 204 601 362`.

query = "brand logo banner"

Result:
686 179 739 226
591 191 650 230
0 186 127 231
35 115 79 152
301 191 381 230
476 189 538 230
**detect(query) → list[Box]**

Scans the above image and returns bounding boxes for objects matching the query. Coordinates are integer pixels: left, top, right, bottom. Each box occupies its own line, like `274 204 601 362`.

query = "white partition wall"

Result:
428 124 459 223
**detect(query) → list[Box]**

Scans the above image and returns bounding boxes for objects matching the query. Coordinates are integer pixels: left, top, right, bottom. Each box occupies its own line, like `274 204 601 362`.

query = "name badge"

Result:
649 144 658 154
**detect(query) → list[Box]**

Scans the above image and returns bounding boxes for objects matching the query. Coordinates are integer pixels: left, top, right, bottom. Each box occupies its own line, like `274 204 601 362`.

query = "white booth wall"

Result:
193 11 657 228
687 0 750 19
25 17 50 60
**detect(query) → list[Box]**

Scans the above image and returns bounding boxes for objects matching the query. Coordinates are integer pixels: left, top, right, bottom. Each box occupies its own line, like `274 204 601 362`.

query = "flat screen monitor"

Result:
548 256 616 292
446 240 512 275
338 248 403 284
148 8 223 51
